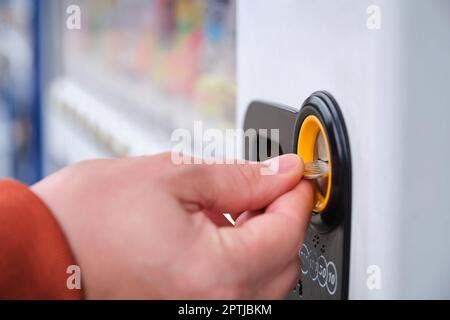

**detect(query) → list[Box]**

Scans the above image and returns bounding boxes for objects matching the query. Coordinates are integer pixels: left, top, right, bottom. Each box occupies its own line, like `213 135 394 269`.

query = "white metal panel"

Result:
237 0 450 299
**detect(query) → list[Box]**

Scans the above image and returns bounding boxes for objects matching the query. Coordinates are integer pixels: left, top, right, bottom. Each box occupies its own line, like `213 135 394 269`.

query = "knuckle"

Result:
180 165 219 209
140 152 181 185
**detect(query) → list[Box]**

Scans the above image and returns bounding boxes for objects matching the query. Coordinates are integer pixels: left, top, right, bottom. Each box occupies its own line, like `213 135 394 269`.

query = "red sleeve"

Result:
0 179 83 300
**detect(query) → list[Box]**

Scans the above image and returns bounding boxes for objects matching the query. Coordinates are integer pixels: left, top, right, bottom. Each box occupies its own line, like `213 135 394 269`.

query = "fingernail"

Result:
263 154 301 175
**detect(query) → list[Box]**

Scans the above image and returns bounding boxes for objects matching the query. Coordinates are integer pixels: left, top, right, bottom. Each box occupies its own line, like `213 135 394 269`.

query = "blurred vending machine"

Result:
239 0 450 299
42 0 236 174
0 0 41 184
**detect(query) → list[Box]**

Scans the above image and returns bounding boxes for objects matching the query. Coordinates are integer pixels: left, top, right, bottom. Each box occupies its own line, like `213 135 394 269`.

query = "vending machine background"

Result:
43 0 236 174
0 0 41 184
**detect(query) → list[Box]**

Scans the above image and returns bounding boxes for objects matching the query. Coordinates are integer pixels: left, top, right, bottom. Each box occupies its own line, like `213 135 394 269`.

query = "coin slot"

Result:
297 115 332 213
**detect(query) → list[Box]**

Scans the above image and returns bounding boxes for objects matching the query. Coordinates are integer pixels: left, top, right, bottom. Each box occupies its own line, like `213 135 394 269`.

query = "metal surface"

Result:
303 160 329 180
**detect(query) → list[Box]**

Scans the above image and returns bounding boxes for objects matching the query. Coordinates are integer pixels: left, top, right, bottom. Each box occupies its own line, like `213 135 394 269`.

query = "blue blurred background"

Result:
0 0 236 185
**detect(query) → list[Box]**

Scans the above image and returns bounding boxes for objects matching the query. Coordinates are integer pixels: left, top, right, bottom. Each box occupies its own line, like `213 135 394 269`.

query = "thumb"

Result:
167 154 304 214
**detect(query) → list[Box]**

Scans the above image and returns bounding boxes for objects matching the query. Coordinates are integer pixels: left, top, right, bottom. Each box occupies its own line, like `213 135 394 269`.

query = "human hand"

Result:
31 153 313 299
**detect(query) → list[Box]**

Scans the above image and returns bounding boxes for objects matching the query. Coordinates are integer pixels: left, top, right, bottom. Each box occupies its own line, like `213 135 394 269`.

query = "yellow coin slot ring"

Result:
297 115 332 213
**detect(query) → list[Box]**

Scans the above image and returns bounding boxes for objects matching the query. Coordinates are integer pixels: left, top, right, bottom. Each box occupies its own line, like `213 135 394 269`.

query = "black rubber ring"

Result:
293 91 352 233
